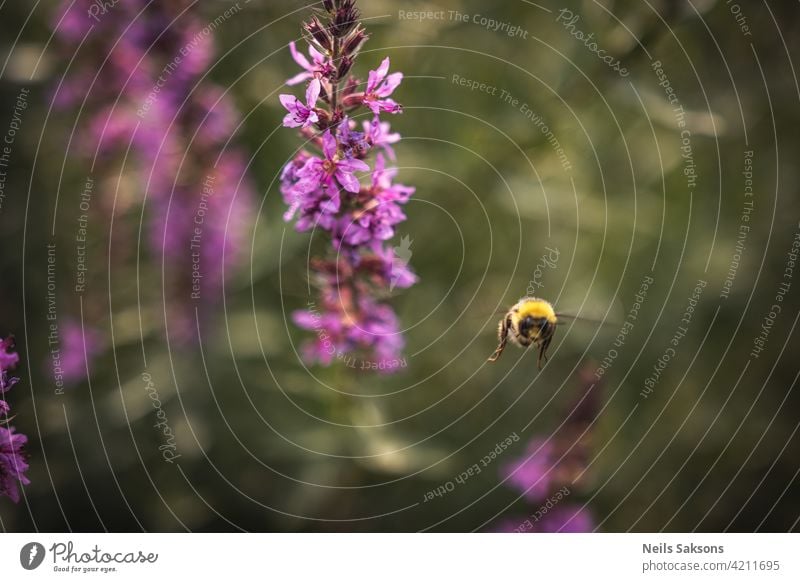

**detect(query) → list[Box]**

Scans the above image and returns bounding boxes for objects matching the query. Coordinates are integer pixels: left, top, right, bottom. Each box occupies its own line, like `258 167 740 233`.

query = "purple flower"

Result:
287 41 334 85
55 321 102 386
365 117 400 160
0 337 19 372
0 427 30 504
536 505 594 533
0 337 19 413
502 438 554 502
337 154 413 246
280 78 321 128
490 506 594 533
293 295 404 369
337 117 370 159
294 130 369 198
363 58 403 115
377 242 417 289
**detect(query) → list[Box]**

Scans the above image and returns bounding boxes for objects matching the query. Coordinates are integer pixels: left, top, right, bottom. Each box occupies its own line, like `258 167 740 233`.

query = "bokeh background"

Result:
1 0 799 532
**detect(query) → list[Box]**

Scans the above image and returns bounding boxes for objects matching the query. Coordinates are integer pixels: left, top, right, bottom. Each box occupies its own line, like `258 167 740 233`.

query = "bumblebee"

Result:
488 297 558 369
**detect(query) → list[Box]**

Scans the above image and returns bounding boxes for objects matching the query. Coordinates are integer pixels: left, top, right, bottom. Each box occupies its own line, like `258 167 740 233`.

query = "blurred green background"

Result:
1 0 799 531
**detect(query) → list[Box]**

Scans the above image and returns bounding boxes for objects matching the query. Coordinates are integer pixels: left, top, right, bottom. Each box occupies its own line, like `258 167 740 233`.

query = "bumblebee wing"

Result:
556 313 619 326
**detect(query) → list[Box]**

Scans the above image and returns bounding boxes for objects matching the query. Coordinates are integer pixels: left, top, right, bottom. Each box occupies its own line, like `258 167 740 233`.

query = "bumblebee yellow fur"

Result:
488 297 558 369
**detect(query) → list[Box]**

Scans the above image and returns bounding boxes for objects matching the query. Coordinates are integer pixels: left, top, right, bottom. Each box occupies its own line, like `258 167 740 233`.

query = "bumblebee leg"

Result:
537 337 552 369
488 316 510 362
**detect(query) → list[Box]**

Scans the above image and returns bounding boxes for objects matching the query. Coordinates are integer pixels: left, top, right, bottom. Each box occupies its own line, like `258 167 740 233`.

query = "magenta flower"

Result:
0 336 29 504
0 337 19 415
537 505 594 533
377 242 418 290
287 41 334 86
0 337 19 371
363 58 403 115
337 154 413 246
0 427 30 504
365 117 401 160
280 78 321 128
295 130 369 198
337 117 370 159
502 439 554 502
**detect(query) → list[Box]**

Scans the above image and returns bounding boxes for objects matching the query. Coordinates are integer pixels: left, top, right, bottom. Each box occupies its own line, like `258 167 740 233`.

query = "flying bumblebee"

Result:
489 297 604 369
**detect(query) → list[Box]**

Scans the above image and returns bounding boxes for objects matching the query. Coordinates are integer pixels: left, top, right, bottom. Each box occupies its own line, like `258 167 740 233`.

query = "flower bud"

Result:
331 0 359 36
342 26 368 57
337 56 353 80
303 16 333 52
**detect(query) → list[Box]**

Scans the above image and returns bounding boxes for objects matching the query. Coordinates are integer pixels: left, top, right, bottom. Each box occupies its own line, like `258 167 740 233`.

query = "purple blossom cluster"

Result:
52 1 255 335
495 366 602 532
0 337 30 504
281 0 416 370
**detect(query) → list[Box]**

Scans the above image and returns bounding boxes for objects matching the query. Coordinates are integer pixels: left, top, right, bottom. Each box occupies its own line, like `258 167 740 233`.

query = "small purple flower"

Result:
502 438 554 502
294 130 369 199
293 309 345 365
337 117 370 159
377 242 417 290
0 337 19 412
363 57 403 115
0 337 19 371
55 321 102 386
0 426 30 504
280 78 321 128
337 154 413 246
286 41 334 86
365 117 400 160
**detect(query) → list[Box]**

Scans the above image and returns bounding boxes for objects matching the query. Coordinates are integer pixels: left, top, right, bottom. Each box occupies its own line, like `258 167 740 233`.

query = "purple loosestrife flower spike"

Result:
281 1 416 370
280 78 321 128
